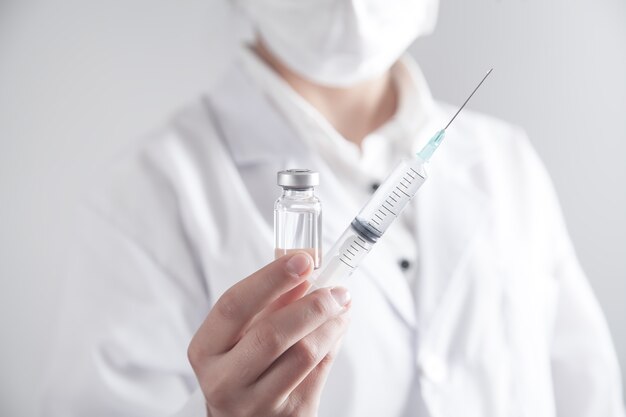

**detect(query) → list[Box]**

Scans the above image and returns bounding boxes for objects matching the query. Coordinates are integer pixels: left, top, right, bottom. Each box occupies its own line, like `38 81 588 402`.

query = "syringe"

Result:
309 69 493 289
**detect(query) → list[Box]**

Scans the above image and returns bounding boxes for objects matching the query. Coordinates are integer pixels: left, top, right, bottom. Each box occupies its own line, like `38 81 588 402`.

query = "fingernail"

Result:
285 252 312 277
330 287 351 307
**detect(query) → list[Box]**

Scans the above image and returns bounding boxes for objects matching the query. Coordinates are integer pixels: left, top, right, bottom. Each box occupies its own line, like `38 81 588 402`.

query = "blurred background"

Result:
0 0 624 415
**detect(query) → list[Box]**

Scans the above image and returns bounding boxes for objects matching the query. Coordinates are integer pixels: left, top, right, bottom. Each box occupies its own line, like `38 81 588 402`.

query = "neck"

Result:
254 42 398 147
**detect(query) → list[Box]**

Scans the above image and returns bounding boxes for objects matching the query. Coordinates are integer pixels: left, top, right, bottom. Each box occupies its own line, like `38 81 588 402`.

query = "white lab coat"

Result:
42 56 625 417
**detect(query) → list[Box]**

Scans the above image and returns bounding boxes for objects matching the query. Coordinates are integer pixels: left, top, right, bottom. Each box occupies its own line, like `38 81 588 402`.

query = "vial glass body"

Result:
274 188 322 268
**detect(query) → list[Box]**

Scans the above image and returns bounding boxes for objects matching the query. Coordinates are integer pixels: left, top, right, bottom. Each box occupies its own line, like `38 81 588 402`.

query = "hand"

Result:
188 252 352 417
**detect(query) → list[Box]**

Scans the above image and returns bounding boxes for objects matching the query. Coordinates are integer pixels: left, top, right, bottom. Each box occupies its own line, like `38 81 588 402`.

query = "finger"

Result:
227 287 351 384
251 305 350 406
287 336 345 413
250 280 312 328
192 252 313 356
265 279 312 314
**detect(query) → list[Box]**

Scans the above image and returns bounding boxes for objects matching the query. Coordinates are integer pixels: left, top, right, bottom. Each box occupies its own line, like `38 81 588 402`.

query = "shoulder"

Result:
80 98 231 255
88 100 215 207
434 102 546 190
434 102 569 265
435 102 530 160
79 58 265 266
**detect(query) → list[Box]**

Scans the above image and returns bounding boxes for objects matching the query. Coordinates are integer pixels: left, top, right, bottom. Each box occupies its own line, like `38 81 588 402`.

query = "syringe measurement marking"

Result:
370 177 415 229
410 168 424 179
339 258 354 268
382 203 396 215
368 223 383 234
340 233 374 269
354 241 367 250
395 186 410 198
366 169 421 237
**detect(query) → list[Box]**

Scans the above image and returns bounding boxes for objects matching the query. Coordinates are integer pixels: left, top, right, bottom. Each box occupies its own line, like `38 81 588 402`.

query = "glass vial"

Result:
274 169 322 268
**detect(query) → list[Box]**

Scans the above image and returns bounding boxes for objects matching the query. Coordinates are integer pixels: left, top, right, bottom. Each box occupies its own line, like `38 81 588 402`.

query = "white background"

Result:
1 0 624 415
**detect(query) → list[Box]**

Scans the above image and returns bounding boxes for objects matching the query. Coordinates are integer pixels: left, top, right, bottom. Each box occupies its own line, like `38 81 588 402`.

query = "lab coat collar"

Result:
228 45 484 169
204 54 489 332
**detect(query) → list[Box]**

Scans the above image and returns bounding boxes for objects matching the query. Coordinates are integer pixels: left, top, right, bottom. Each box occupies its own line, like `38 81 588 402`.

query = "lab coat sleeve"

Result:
41 201 208 416
550 243 626 416
515 134 626 416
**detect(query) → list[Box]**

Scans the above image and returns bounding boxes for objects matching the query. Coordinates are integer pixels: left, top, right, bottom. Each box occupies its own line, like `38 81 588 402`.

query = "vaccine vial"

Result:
274 169 322 268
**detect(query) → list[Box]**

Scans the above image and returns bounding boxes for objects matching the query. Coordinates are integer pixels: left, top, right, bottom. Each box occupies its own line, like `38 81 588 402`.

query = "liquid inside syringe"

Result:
308 69 493 289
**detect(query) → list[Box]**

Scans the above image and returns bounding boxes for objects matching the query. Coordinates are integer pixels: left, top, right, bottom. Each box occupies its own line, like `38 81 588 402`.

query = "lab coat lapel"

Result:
413 126 490 335
204 62 314 224
361 235 419 327
197 65 295 299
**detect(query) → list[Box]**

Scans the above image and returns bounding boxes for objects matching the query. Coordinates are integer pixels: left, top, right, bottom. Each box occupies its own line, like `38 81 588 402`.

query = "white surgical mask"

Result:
236 0 439 87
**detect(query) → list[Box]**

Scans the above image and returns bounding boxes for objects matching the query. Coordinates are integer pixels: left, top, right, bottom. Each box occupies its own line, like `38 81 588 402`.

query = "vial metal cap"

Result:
277 169 319 189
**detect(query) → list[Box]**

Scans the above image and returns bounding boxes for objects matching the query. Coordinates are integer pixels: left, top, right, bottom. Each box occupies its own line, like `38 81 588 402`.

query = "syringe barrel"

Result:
355 157 427 239
308 225 374 289
309 157 427 289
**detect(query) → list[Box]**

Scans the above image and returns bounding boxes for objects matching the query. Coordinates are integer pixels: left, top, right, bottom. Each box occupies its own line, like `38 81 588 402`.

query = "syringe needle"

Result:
312 68 496 289
443 68 493 130
417 68 493 162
